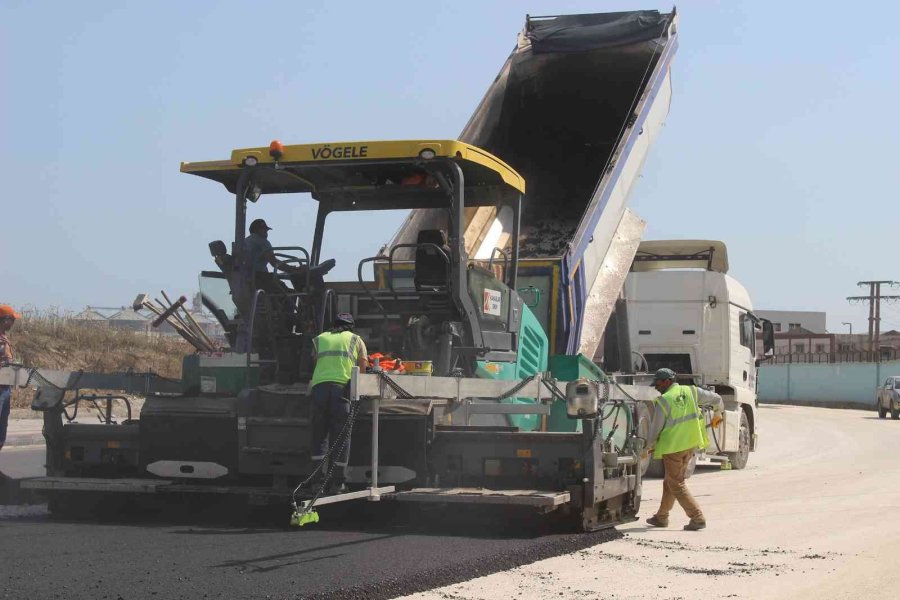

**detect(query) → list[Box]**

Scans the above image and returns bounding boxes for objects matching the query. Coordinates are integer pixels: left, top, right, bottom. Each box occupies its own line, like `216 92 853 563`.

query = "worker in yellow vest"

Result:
645 368 723 531
309 313 368 494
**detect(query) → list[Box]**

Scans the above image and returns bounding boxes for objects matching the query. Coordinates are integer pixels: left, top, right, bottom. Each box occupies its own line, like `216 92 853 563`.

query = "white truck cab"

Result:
623 240 774 469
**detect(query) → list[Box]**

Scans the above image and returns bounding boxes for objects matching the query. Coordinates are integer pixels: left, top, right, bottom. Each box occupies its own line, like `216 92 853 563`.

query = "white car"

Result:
876 376 900 419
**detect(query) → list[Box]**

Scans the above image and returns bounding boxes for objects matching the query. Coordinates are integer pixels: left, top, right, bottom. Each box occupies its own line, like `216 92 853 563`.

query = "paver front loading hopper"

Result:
390 10 678 357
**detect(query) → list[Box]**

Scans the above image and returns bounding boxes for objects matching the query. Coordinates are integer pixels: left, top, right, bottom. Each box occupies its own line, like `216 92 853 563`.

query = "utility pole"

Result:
847 281 900 362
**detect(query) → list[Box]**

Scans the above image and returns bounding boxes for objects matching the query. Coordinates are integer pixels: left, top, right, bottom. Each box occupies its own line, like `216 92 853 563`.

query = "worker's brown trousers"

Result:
654 448 704 524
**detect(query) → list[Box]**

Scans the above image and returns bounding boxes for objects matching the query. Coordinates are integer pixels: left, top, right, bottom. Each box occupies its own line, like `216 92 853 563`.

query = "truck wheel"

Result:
878 401 888 419
892 402 900 420
726 411 750 470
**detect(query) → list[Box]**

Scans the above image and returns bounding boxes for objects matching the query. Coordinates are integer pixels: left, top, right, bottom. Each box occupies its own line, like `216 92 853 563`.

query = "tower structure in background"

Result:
847 280 900 362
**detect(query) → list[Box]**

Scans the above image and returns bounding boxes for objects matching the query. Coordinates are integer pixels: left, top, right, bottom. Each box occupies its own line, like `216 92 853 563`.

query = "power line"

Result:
847 280 900 361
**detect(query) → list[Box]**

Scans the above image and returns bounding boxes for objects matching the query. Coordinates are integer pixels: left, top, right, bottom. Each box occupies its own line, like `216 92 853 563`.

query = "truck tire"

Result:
878 400 888 419
726 411 751 469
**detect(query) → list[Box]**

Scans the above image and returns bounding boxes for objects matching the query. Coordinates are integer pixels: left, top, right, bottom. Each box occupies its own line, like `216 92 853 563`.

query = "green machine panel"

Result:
182 353 259 395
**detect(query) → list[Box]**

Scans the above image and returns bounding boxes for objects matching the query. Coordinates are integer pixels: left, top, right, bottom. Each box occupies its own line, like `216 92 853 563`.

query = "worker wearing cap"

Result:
244 218 281 286
0 305 20 452
243 218 312 295
308 313 368 494
645 367 723 531
239 218 308 352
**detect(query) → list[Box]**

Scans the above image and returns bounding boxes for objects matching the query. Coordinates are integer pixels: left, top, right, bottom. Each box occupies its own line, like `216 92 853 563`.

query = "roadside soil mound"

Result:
9 313 190 409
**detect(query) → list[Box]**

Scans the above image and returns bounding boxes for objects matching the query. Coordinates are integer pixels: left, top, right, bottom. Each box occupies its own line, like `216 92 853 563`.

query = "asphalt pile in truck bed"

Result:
519 219 579 257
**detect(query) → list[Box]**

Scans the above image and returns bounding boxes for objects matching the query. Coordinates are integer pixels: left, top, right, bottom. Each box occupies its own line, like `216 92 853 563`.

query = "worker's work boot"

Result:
645 516 668 528
683 519 707 531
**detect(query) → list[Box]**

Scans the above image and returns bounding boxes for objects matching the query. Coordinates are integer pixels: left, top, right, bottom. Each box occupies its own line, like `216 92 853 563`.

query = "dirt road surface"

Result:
403 404 900 600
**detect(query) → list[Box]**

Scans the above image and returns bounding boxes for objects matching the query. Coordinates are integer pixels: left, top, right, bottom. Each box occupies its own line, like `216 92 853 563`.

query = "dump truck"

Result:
6 9 684 531
615 240 775 474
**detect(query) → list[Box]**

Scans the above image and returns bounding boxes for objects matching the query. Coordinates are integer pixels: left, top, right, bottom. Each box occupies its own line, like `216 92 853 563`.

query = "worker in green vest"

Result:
309 312 368 494
645 368 723 531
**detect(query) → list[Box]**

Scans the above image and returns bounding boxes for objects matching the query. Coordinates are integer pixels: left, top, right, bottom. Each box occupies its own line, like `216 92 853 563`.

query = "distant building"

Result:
107 308 151 333
756 323 900 363
71 301 225 341
834 330 900 361
755 310 827 334
755 324 833 356
71 308 108 323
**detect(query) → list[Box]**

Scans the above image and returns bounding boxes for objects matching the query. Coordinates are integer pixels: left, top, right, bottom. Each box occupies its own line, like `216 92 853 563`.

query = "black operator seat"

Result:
414 229 450 291
286 258 336 292
209 240 233 276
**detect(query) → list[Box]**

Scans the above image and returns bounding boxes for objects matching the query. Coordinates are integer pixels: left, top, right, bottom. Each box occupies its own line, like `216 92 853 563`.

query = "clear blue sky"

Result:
2 1 898 332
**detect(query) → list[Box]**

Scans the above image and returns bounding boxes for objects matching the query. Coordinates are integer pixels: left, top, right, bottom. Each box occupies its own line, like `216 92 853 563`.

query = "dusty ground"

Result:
403 405 900 600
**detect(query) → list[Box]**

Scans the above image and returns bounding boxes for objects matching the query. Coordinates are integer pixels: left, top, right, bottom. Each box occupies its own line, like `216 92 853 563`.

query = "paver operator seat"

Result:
414 229 451 292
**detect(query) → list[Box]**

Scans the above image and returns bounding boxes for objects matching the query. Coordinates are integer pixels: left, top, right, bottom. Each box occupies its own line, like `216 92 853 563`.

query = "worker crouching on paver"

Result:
0 304 20 453
645 368 723 531
308 313 368 495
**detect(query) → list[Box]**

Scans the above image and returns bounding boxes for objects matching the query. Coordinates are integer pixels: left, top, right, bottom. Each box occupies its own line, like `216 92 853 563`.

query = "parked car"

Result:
876 376 900 419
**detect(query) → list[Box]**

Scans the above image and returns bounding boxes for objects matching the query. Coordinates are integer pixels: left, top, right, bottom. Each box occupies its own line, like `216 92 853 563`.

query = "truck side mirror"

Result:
518 286 541 309
762 319 775 356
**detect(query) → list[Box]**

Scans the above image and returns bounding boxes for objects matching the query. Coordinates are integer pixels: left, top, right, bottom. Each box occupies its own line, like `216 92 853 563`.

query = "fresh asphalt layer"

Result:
0 499 619 600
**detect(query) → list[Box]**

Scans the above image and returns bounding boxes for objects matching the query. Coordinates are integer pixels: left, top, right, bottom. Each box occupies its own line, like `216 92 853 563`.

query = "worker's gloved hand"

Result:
710 414 723 428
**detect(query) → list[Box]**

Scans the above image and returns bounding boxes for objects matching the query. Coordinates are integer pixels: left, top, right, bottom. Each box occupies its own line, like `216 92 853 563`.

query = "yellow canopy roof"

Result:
180 139 525 197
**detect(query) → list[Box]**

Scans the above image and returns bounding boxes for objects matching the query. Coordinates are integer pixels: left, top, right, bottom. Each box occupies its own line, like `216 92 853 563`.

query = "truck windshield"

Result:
895 380 900 389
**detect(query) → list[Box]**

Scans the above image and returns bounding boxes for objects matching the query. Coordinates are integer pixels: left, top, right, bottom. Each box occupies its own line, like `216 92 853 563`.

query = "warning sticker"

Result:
482 289 502 316
200 376 217 394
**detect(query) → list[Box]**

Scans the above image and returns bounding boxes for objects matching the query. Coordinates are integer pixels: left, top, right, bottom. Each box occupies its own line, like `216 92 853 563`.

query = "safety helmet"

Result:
0 305 20 320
